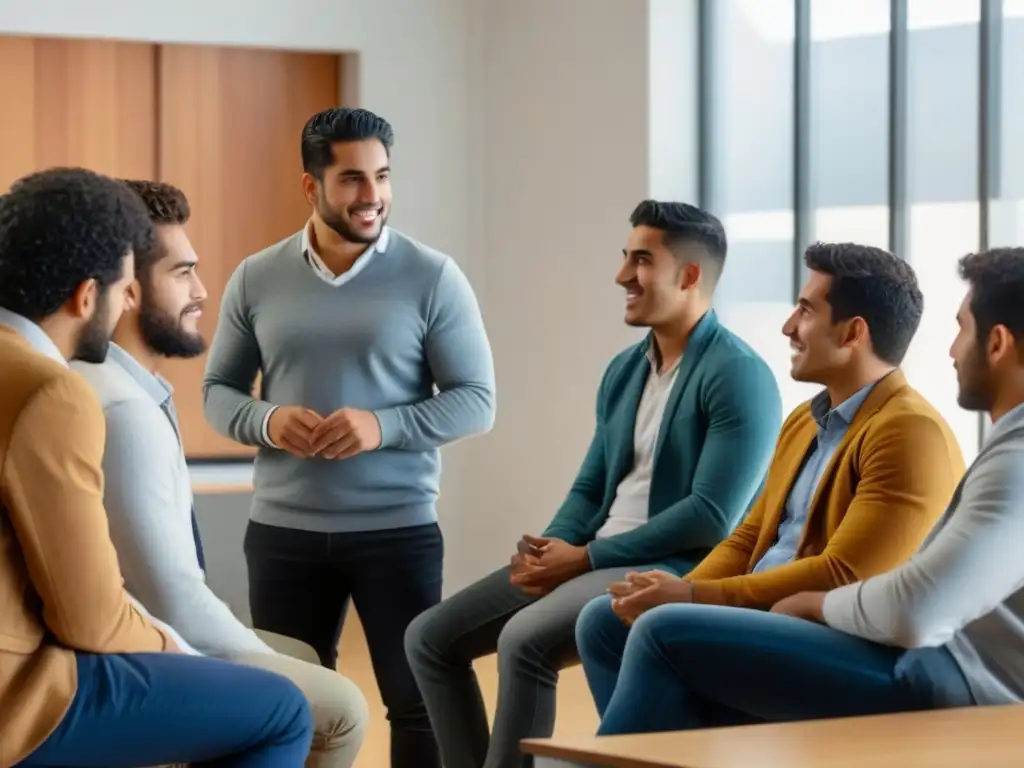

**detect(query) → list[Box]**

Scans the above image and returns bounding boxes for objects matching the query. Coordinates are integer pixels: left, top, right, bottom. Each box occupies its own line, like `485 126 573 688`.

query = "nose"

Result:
615 261 633 286
781 310 798 337
191 273 208 302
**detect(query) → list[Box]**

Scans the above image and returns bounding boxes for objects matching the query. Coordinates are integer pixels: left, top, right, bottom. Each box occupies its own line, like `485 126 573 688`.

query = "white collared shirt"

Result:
301 219 390 286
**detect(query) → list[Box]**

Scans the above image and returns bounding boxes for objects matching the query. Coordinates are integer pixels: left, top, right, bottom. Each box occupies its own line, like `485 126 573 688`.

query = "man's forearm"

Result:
374 381 494 451
202 382 276 447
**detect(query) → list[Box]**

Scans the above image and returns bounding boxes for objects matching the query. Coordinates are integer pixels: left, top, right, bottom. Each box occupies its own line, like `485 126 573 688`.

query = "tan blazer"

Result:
686 370 965 608
0 326 174 768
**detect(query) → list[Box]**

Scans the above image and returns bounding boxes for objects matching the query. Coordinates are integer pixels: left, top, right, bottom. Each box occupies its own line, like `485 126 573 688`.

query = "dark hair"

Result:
120 179 191 276
0 167 156 322
804 242 923 365
958 247 1024 348
301 107 395 180
629 200 728 287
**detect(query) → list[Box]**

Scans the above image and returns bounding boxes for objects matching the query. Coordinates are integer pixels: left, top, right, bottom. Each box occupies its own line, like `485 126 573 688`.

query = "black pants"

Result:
245 519 444 768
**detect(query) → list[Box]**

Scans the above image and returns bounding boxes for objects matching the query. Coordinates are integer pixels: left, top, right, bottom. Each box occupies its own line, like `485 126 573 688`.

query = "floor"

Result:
336 614 599 767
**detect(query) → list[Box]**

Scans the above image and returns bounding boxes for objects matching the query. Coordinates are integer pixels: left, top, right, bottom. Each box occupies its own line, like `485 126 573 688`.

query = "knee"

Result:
307 674 370 753
624 604 680 653
575 595 620 655
403 602 444 665
495 611 550 673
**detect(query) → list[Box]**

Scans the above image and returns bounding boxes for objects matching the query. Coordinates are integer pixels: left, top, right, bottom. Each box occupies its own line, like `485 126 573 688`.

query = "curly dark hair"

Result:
804 242 924 366
301 107 394 180
120 179 191 276
629 199 728 287
958 247 1024 347
0 167 156 322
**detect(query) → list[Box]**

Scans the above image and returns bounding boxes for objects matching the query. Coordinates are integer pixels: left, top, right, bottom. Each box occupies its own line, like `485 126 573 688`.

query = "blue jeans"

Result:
575 596 975 735
17 652 314 767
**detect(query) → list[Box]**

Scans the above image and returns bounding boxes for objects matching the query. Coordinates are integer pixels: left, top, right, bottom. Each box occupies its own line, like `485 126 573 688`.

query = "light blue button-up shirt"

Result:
751 382 876 574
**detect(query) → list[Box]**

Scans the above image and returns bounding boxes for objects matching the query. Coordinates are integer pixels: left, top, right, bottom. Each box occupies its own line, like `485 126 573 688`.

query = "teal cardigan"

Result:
542 310 782 574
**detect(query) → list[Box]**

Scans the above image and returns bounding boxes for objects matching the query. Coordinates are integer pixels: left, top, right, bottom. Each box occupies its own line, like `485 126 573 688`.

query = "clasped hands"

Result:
508 535 591 596
605 569 693 625
268 405 382 460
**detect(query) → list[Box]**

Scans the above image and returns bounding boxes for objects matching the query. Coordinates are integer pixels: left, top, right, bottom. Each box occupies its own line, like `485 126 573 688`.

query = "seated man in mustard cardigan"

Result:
576 242 965 735
404 200 782 768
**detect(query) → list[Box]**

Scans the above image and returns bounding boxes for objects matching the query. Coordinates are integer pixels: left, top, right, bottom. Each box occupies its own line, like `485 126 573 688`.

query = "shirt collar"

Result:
810 380 877 432
0 306 68 367
105 342 173 407
301 220 390 263
644 340 683 376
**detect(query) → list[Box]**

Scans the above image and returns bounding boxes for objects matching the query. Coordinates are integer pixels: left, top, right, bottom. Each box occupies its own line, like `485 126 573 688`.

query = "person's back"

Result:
0 167 313 768
0 326 131 766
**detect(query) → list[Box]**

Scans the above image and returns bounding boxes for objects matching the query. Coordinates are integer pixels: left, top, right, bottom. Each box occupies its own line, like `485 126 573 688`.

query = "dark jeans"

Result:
245 520 444 768
576 597 976 735
17 652 312 767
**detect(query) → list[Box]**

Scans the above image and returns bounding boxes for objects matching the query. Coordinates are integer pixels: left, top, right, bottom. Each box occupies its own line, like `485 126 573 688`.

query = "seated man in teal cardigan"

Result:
404 200 782 768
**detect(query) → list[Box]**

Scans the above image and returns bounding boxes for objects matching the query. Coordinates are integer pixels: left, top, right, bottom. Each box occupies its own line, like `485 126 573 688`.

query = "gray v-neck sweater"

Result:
202 228 495 533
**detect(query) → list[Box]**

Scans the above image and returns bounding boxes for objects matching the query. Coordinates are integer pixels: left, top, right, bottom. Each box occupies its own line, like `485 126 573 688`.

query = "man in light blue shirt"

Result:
72 179 369 768
752 381 875 574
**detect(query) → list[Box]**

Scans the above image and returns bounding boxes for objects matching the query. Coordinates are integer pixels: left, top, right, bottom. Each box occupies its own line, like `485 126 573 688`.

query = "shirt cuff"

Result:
261 406 279 448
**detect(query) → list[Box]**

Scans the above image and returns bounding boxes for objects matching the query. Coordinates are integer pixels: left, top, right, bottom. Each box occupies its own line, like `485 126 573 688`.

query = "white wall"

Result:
445 0 700 587
0 0 700 594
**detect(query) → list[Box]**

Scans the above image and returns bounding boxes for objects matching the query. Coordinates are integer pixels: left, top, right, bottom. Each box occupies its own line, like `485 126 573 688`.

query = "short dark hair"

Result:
629 200 728 287
0 167 156 322
804 242 923 366
301 107 395 180
958 247 1024 348
120 179 191 276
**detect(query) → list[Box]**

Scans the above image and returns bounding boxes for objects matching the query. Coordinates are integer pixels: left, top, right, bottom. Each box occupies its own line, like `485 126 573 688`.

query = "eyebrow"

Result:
339 166 391 177
797 297 814 309
169 259 198 270
623 248 654 258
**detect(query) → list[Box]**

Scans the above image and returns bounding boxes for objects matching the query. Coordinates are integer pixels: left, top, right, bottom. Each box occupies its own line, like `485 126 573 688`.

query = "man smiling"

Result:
404 200 781 768
575 242 965 735
202 107 495 768
72 179 370 767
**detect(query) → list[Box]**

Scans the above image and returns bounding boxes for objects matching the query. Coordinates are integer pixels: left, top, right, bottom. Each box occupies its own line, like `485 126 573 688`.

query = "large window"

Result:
701 0 1015 461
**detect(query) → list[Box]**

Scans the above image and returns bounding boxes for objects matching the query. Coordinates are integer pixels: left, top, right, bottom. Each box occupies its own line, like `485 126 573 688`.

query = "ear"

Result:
123 279 142 312
67 278 100 321
300 172 319 207
841 316 870 350
677 262 701 291
987 324 1016 365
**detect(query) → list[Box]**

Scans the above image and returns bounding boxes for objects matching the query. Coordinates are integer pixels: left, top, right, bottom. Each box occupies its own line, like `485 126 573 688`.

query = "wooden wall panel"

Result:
157 45 341 458
0 36 156 190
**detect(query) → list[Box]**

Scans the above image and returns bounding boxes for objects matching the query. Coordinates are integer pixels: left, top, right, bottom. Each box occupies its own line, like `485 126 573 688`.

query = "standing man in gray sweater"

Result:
202 107 496 768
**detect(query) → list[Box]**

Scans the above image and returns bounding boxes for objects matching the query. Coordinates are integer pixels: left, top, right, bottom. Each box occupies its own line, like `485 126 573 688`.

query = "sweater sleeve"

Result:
202 260 277 448
101 399 275 659
586 355 781 569
374 258 496 450
823 440 1024 648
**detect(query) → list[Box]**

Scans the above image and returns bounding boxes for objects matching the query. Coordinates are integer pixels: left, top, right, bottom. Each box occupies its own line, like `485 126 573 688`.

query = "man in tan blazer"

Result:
0 168 313 768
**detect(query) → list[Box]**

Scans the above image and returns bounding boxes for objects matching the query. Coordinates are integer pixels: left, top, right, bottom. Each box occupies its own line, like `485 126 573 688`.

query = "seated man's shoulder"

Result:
71 358 147 413
866 383 958 445
0 337 96 410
